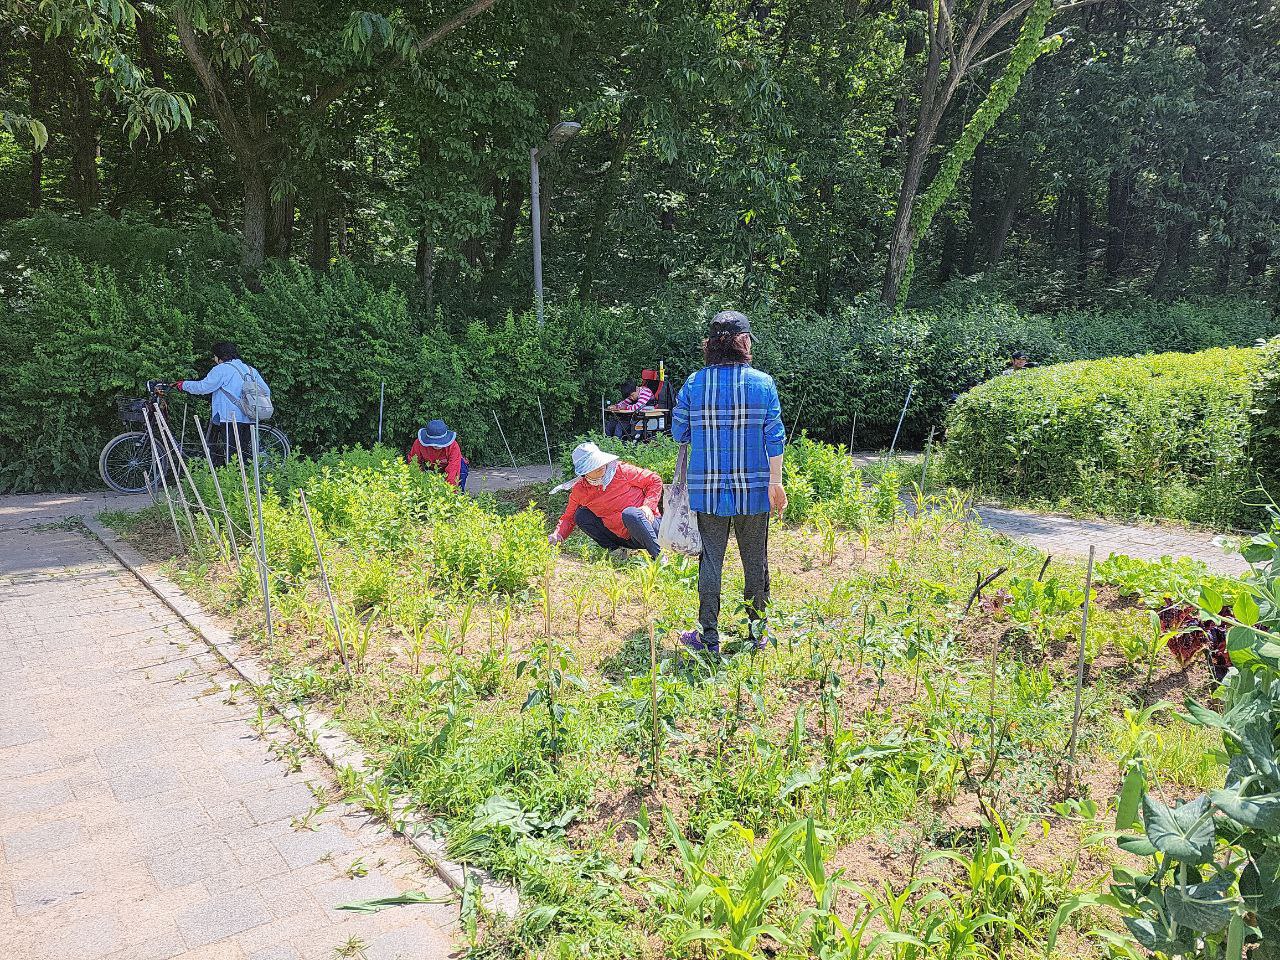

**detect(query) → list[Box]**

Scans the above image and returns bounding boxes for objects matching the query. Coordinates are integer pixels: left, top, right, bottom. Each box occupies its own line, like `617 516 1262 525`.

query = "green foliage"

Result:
944 346 1272 526
1108 510 1280 958
1246 339 1280 518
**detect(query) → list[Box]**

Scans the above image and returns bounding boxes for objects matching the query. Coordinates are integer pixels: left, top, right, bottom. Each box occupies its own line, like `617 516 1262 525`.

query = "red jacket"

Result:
408 438 466 486
555 462 663 541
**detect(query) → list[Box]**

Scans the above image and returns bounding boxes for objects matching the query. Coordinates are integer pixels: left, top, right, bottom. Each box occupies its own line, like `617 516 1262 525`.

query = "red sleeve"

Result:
445 441 462 486
407 439 426 468
555 481 583 541
637 467 663 514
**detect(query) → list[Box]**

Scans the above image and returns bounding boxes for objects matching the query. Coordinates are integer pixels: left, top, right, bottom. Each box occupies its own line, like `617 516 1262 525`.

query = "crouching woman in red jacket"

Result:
549 442 662 558
408 419 469 490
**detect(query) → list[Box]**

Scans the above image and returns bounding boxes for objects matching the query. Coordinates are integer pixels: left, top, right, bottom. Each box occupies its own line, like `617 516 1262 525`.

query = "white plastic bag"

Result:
657 443 703 556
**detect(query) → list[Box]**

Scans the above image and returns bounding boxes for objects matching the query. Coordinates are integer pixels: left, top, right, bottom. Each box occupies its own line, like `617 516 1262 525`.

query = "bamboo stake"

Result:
249 420 274 643
142 406 183 546
298 489 352 679
150 406 198 546
849 413 857 455
601 394 606 435
536 396 553 472
194 415 241 568
1066 545 1096 771
157 410 225 561
492 411 517 469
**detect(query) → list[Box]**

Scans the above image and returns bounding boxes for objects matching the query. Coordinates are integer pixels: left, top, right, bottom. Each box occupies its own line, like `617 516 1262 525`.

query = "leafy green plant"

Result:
517 636 587 762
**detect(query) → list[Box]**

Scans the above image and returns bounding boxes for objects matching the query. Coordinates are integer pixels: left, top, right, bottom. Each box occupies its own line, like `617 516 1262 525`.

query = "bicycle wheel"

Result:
256 425 291 474
99 432 155 494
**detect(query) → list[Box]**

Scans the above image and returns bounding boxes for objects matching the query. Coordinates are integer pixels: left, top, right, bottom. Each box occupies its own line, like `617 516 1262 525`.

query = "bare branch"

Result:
938 0 956 65
959 0 991 63
312 0 503 112
969 0 1036 63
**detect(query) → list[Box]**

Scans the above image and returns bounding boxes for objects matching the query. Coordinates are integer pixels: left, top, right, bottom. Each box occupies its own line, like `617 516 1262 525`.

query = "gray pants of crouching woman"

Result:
695 512 771 647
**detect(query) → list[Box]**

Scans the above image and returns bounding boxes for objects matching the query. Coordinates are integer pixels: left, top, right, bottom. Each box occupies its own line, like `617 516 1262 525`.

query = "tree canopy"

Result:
1 0 1277 312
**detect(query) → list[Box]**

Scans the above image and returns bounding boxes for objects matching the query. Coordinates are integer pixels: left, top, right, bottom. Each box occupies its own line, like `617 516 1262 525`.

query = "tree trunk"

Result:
268 191 295 260
814 175 835 313
67 61 101 214
1075 188 1091 287
1245 239 1270 283
938 219 958 282
880 121 931 304
883 0 929 167
1214 169 1240 288
310 199 331 272
1105 168 1131 278
1150 221 1190 290
961 141 988 274
336 203 350 257
416 222 435 318
242 170 270 277
580 118 632 298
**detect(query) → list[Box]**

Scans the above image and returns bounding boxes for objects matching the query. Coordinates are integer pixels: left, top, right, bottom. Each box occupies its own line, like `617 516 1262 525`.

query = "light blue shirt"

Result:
180 359 268 424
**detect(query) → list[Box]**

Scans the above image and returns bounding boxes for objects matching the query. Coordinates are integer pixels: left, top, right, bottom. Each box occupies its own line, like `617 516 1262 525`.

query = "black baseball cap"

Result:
709 310 757 340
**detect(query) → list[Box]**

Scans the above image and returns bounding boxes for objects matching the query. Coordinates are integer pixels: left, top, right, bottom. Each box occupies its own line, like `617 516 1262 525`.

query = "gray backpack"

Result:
226 360 274 421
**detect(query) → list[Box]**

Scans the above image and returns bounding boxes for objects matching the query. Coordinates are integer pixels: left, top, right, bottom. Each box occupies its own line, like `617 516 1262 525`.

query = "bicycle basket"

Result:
117 398 148 424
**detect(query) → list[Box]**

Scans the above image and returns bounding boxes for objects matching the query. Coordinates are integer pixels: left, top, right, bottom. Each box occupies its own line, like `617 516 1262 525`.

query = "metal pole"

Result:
888 385 914 456
250 419 274 643
377 380 385 445
157 411 224 560
142 406 183 546
298 489 352 679
492 411 518 469
1067 545 1096 768
536 396 553 472
194 415 242 568
850 413 857 454
151 406 198 546
789 389 807 443
601 394 606 436
531 147 544 328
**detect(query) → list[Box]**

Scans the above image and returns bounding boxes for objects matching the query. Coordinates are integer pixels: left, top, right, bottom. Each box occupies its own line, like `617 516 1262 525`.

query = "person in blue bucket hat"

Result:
408 419 469 490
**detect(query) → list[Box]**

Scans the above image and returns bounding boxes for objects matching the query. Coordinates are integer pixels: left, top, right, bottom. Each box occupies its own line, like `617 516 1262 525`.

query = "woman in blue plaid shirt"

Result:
673 310 787 653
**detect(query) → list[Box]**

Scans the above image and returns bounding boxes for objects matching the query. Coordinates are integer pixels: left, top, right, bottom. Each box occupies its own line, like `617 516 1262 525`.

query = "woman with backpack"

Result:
173 341 274 466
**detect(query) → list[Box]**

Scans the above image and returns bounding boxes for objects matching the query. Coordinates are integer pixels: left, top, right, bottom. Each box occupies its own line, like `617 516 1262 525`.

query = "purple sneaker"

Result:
679 630 719 654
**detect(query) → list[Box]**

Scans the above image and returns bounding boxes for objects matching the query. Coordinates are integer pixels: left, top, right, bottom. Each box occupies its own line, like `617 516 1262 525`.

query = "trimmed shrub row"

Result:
942 345 1276 527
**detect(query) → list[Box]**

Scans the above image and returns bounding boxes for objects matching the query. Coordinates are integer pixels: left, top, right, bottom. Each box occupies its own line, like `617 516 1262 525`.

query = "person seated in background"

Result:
605 379 654 440
549 441 662 560
1000 350 1034 375
408 419 469 490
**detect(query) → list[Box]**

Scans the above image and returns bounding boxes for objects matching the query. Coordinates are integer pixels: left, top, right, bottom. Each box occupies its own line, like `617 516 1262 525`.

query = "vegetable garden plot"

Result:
110 442 1277 960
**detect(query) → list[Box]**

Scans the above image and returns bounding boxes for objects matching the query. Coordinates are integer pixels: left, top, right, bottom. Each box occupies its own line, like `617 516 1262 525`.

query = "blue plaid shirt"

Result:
671 364 785 516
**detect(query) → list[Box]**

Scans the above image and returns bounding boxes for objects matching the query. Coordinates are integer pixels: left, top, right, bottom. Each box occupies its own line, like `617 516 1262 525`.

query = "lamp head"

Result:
547 121 582 145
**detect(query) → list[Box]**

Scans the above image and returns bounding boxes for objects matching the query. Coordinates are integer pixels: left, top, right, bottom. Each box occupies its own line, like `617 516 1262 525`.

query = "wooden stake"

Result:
299 489 352 679
1067 546 1096 770
193 416 242 568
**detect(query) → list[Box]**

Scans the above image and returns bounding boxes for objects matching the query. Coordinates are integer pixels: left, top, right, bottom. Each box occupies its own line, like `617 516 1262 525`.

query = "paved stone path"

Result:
847 451 1249 576
972 504 1249 576
0 522 456 960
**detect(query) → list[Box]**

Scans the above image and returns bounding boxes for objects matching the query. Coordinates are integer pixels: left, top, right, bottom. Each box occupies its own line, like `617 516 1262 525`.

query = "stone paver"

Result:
0 523 456 960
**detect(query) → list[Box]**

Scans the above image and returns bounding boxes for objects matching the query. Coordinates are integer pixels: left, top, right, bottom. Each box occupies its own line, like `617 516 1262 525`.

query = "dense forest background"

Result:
1 0 1278 489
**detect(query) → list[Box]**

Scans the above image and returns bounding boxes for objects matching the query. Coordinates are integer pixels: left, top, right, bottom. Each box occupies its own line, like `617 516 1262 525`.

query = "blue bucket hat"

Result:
418 420 456 448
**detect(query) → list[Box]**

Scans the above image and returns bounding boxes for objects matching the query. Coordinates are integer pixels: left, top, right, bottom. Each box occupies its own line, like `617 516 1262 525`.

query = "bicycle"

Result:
99 381 291 494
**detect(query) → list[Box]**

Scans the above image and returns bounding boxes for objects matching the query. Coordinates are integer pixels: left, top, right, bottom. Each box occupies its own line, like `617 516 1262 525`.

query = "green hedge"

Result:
1247 341 1280 512
1 214 1276 493
942 346 1274 527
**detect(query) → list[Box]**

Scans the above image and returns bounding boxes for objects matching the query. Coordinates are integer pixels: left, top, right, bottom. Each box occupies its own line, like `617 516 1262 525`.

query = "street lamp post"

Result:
530 120 581 327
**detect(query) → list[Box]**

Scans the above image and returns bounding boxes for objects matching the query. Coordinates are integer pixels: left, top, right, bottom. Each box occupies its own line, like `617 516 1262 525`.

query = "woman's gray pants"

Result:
695 512 770 646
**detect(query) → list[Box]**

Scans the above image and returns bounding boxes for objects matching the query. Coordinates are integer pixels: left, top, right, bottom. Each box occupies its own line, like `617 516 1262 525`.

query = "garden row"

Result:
3 212 1277 493
109 436 1280 959
943 341 1280 528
